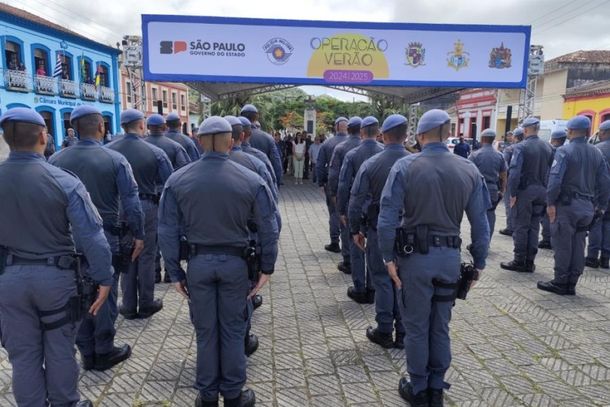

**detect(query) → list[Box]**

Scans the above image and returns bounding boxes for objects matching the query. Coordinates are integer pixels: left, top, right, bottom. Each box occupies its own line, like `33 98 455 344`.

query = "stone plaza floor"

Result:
1 180 610 406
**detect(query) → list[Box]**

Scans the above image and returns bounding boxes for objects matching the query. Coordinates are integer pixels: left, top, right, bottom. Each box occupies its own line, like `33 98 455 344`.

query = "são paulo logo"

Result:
263 37 294 65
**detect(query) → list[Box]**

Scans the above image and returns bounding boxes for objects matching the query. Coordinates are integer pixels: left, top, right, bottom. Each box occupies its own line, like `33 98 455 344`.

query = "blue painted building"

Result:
0 3 121 147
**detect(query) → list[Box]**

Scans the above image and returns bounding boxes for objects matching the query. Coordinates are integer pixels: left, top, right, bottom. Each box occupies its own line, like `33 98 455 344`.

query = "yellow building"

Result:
563 80 610 132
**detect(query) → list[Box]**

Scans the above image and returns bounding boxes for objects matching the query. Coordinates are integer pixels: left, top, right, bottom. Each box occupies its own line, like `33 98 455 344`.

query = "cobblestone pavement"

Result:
2 180 610 406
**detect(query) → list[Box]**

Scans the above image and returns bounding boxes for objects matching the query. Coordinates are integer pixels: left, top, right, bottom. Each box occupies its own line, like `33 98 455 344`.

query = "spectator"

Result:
292 132 306 184
61 128 77 148
7 55 17 70
36 63 46 76
17 62 26 72
44 133 56 160
284 135 294 175
104 130 113 144
274 131 285 164
304 133 313 180
454 135 471 158
309 136 322 184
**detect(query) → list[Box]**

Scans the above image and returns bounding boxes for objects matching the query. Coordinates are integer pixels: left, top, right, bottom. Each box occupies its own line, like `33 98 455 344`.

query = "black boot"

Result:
337 261 351 274
245 334 259 357
81 354 94 371
600 257 609 269
567 283 576 296
163 273 172 283
94 345 132 371
366 327 394 349
118 305 138 320
538 240 552 249
76 401 93 407
138 299 163 319
537 280 570 295
347 286 369 304
500 259 529 272
398 378 429 407
366 288 376 304
394 332 405 349
252 294 263 310
429 388 444 407
224 389 256 407
499 228 513 236
526 260 536 273
195 393 219 407
585 257 600 268
324 242 341 253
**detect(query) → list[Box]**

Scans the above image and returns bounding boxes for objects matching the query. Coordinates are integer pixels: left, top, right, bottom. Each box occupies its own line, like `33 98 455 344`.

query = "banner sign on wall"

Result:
142 15 531 88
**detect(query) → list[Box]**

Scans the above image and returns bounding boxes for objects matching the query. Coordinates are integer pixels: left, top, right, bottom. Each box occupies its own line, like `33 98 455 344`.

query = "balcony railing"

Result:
98 86 114 103
4 70 30 92
59 79 77 98
34 75 56 95
80 83 97 101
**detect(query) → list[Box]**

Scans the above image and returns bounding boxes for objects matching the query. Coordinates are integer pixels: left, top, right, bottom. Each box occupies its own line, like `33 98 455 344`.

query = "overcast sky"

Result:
9 0 610 101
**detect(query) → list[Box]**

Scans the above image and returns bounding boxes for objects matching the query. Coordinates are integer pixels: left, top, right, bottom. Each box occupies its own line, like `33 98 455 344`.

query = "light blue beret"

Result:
382 114 408 133
120 109 145 125
146 114 165 126
70 105 101 122
480 129 496 138
361 116 379 128
521 117 540 128
198 116 232 135
566 115 591 130
599 120 610 131
551 129 567 139
347 116 362 129
0 107 46 127
240 104 258 114
166 112 180 121
416 109 449 134
224 115 242 127
335 116 348 125
238 116 252 128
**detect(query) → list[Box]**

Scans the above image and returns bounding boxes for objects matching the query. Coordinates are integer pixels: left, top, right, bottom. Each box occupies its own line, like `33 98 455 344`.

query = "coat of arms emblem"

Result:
489 42 512 69
405 42 425 67
447 40 469 71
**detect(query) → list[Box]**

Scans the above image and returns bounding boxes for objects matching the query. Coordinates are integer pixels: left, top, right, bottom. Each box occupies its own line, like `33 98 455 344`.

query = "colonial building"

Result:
0 3 121 146
563 80 610 132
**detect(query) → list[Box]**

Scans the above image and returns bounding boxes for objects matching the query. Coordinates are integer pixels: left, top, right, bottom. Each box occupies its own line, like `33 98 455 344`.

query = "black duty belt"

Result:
139 193 160 204
6 254 80 270
189 244 245 258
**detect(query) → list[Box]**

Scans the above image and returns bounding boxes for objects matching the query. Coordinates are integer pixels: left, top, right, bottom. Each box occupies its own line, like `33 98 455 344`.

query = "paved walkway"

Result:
1 180 610 406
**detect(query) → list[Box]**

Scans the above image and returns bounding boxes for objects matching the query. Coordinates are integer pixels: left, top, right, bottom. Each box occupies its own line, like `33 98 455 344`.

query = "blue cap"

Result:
480 129 496 138
238 116 252 128
551 129 567 139
335 116 348 125
166 112 180 122
382 114 408 133
566 115 591 130
224 115 242 127
521 117 540 128
0 107 46 127
240 104 258 114
70 105 101 122
347 116 362 129
513 127 524 138
197 116 232 135
146 114 165 126
120 109 145 125
416 109 450 134
361 116 379 128
600 120 610 131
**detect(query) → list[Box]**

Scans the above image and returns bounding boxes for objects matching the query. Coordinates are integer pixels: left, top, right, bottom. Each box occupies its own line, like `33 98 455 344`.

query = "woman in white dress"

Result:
292 133 307 184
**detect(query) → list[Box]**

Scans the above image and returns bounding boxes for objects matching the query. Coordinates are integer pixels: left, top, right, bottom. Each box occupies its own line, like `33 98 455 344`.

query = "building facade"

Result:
0 4 121 146
119 66 189 127
563 80 610 133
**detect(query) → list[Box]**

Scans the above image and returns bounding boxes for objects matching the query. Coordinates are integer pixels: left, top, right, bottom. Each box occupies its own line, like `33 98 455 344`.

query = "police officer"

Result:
165 111 201 161
0 108 113 407
468 129 507 236
587 120 610 268
158 116 279 407
499 128 524 236
317 117 349 253
377 109 490 406
329 116 362 273
240 116 278 187
348 114 408 349
49 105 145 371
240 104 283 186
62 127 78 148
145 113 190 170
539 129 567 250
337 116 383 303
539 116 610 295
107 109 173 319
501 118 553 273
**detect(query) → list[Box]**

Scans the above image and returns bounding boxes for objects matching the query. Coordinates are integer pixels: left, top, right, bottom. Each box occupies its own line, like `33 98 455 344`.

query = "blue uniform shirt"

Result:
316 133 347 186
454 141 470 158
468 144 507 192
377 143 490 269
230 145 279 204
337 139 383 216
166 129 201 161
508 135 553 198
328 135 361 196
243 141 278 186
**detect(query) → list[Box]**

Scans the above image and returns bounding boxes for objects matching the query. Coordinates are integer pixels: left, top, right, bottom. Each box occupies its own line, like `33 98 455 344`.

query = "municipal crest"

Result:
489 42 512 69
405 42 425 67
447 40 469 71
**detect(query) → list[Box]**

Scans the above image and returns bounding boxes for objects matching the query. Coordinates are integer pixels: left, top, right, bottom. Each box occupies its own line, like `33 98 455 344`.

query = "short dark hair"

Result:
231 124 243 140
72 113 102 138
242 111 257 122
2 122 44 149
147 124 164 133
166 119 180 129
386 124 407 142
364 124 379 138
349 126 361 135
122 119 143 133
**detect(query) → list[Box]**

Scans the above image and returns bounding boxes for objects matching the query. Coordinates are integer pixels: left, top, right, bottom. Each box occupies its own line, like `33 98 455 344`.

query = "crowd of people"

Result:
0 99 608 407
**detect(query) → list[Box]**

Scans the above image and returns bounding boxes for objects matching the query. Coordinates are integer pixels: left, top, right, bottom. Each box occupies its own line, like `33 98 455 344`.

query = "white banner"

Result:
142 15 530 88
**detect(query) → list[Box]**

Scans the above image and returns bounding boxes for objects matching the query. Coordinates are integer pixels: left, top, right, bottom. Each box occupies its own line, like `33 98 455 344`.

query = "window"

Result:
63 111 72 134
469 118 477 139
59 53 73 80
95 63 109 87
5 40 23 71
33 48 49 76
458 118 464 137
172 92 177 110
152 87 158 102
126 81 132 103
38 111 55 138
482 116 491 130
181 94 186 111
162 90 168 108
602 112 610 123
79 58 93 84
